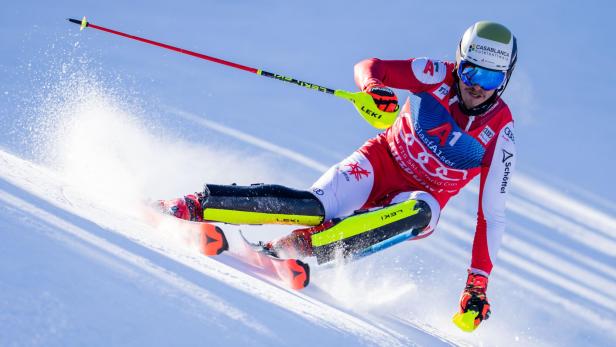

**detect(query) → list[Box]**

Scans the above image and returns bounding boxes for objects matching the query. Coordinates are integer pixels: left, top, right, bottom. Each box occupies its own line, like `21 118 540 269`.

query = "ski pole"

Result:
67 17 398 129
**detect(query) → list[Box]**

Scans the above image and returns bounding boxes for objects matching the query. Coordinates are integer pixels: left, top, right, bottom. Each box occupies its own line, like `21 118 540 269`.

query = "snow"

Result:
1 91 614 346
0 144 435 347
2 1 616 346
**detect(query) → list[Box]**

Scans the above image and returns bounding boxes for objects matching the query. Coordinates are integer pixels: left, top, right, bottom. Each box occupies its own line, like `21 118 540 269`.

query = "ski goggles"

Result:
457 60 506 91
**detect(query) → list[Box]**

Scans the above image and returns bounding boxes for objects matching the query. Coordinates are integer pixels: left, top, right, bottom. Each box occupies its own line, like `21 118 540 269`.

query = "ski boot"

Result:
264 223 333 259
155 193 204 222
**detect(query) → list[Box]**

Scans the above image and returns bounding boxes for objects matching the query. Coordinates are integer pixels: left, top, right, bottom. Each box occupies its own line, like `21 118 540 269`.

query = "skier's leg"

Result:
199 148 374 225
156 194 204 222
155 184 325 224
268 190 441 263
308 150 375 221
200 183 325 226
157 150 372 225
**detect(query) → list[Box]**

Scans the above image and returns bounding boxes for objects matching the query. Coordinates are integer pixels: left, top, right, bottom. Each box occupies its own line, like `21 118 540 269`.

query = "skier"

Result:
157 21 517 331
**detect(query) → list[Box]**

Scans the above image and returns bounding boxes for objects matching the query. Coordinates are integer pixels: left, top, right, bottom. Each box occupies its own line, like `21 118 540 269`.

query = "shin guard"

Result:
200 184 325 226
268 199 432 263
311 199 431 263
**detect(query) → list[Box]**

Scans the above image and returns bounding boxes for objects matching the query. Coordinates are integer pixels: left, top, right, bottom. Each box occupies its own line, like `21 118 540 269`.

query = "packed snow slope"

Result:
1 83 615 347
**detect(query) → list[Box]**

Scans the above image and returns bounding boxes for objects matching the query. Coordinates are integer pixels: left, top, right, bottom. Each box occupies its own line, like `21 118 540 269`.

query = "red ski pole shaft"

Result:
67 17 336 94
67 17 400 129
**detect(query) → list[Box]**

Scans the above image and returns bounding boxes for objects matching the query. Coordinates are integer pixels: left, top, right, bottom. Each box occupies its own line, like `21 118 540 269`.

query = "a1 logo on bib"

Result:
412 58 447 84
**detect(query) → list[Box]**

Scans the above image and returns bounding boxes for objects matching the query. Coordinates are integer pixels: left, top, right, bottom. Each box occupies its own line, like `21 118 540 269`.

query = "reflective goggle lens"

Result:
457 61 506 91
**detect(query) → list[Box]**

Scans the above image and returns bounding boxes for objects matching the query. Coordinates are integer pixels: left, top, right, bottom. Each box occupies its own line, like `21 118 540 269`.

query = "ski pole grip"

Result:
452 310 480 332
334 90 399 129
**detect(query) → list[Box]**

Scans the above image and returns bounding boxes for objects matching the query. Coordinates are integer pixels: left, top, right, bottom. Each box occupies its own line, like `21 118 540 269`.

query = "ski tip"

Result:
199 224 228 256
284 259 310 290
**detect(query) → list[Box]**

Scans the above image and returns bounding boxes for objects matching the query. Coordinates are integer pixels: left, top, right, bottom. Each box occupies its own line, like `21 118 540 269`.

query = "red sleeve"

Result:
354 58 454 92
471 165 494 274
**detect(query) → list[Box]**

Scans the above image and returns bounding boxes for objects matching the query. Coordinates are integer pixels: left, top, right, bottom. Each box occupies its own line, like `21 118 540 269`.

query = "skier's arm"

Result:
454 122 516 331
471 122 517 276
354 58 453 92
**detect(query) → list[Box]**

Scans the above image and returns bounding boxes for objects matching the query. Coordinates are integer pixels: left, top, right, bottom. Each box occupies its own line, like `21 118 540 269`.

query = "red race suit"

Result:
354 57 517 275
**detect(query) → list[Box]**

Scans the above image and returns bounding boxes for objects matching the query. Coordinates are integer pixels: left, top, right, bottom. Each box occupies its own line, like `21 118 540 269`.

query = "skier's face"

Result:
458 80 496 109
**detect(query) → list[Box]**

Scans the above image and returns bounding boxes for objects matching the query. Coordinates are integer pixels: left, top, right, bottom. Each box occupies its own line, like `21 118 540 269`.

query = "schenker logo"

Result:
501 149 514 193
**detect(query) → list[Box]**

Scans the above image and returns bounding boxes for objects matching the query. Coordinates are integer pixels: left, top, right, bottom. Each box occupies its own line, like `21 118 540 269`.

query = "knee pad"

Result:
390 190 441 234
408 191 440 234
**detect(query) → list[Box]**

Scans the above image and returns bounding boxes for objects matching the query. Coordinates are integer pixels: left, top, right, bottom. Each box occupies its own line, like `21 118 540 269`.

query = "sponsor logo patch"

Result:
469 43 510 59
500 149 514 193
502 149 514 163
312 188 324 196
433 83 450 100
479 126 495 145
504 126 515 143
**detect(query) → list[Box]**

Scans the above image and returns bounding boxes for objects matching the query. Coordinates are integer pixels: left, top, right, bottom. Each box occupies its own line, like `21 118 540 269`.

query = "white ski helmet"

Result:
455 21 517 115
